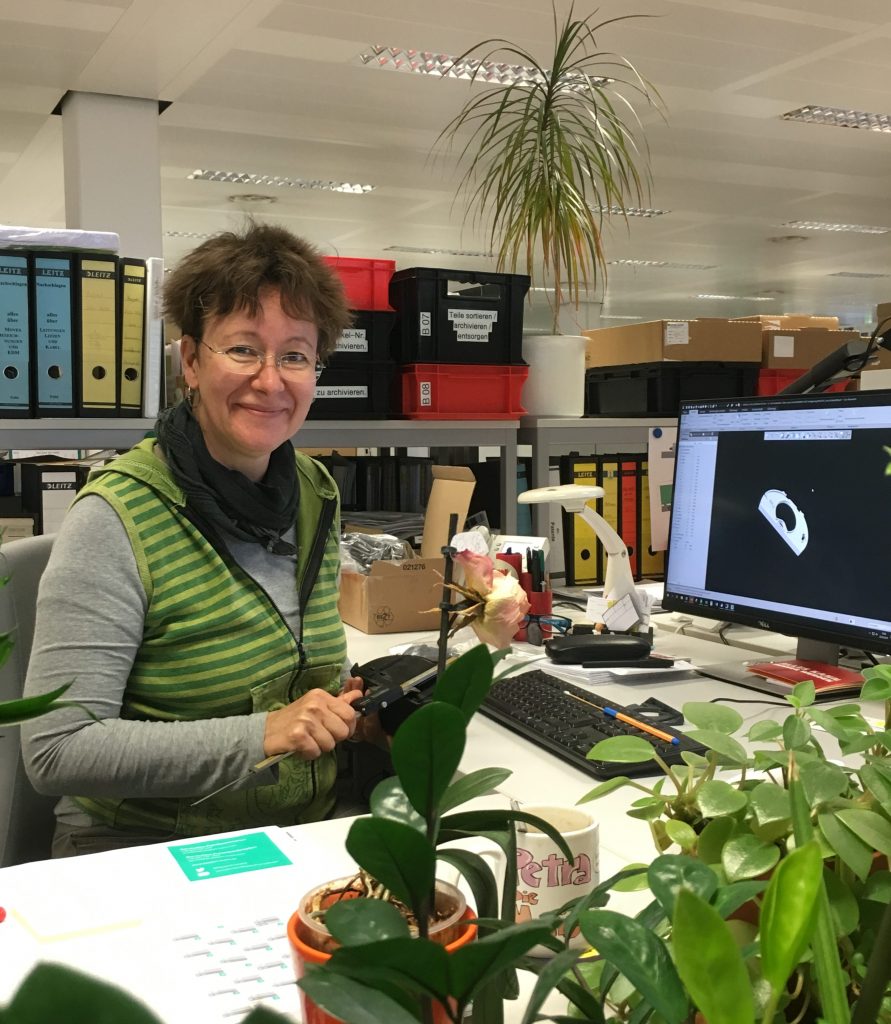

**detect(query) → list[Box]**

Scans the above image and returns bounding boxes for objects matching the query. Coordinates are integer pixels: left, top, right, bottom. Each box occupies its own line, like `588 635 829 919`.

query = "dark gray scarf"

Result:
154 401 298 555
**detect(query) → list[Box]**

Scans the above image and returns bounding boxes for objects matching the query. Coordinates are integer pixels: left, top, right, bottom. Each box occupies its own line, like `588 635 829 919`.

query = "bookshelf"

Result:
0 418 520 533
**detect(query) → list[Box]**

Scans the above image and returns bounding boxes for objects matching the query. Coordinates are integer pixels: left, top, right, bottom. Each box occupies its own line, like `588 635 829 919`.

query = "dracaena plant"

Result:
436 3 662 334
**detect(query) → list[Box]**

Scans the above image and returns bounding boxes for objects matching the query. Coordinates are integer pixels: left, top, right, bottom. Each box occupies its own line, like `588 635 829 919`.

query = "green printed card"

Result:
168 831 292 881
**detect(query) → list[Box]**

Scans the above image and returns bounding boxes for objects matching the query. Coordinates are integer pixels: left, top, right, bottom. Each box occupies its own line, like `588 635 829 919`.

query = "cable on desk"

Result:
709 696 790 708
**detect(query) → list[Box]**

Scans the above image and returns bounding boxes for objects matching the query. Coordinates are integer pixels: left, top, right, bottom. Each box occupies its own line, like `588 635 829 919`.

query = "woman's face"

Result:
181 288 318 481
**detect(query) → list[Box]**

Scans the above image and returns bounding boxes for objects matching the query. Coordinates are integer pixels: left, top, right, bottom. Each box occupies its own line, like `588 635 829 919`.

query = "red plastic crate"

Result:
323 257 394 311
398 363 528 420
757 368 848 396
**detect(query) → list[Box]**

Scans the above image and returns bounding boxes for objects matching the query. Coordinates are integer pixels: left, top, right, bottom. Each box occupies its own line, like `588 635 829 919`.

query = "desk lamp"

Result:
518 484 647 629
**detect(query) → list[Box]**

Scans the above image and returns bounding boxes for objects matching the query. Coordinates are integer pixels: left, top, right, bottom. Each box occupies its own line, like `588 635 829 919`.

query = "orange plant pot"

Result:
287 888 477 1024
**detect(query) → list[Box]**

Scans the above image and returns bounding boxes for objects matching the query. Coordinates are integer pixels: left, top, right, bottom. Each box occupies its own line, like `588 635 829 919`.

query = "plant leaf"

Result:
792 679 816 707
433 644 494 722
391 701 466 820
721 834 780 882
324 897 411 946
818 810 874 881
298 967 423 1024
782 715 811 750
684 729 748 765
712 879 768 919
799 760 850 806
437 849 499 922
683 702 743 734
672 888 755 1024
345 818 435 912
646 853 718 918
697 816 737 865
439 767 512 814
749 782 791 828
578 909 687 1024
747 719 782 742
861 670 891 701
4 962 165 1023
327 936 452 1004
835 807 891 858
697 780 749 818
823 866 859 937
759 839 822 996
0 683 72 725
577 775 633 802
664 819 698 851
587 735 656 763
447 922 553 1004
519 946 594 1024
369 777 425 831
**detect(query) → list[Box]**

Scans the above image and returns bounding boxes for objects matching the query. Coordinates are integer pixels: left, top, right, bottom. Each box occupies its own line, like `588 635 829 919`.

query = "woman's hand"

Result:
341 674 389 748
263 687 362 759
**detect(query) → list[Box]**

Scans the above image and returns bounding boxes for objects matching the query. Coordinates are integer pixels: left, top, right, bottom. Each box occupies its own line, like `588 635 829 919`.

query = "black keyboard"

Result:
480 669 706 779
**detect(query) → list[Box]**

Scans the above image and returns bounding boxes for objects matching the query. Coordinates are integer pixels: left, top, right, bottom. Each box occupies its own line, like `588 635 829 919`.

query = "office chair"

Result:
0 533 58 866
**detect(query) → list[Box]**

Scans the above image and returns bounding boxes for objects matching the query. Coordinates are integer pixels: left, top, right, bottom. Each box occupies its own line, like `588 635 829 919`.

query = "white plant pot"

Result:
521 333 587 417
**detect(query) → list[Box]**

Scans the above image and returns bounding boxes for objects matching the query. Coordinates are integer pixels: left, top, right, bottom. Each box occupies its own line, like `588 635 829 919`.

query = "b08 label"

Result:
419 380 432 407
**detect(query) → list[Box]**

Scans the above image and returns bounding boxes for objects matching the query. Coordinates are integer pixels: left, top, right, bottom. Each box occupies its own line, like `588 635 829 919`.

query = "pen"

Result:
564 691 680 746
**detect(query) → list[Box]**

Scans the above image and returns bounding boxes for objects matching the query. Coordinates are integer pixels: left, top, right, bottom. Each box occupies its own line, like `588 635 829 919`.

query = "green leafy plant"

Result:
437 3 662 333
580 673 891 1020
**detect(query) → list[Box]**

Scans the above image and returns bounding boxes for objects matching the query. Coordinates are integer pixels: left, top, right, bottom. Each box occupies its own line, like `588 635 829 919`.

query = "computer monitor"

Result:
662 389 891 694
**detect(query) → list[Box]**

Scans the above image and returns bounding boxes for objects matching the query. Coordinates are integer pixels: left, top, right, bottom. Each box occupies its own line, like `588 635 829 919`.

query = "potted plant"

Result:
289 643 579 1024
437 4 661 417
578 671 891 1020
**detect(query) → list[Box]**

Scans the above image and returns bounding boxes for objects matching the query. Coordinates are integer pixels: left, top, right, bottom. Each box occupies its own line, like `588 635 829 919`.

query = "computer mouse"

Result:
545 633 653 664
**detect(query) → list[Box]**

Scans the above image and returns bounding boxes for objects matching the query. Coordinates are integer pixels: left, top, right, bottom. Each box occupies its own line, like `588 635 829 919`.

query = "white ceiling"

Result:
2 0 891 330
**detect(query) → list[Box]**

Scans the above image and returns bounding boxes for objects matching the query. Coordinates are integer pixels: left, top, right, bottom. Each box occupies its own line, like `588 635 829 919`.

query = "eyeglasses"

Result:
520 614 573 647
199 340 323 378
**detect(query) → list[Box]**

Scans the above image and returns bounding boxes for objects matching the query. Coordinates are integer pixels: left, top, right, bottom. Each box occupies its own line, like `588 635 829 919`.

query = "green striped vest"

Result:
71 439 348 836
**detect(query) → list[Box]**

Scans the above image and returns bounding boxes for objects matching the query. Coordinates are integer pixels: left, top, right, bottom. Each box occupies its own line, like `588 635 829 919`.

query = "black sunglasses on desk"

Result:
519 613 573 646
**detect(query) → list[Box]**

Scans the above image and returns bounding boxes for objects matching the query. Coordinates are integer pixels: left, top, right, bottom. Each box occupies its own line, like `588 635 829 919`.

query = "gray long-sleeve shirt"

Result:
21 494 313 825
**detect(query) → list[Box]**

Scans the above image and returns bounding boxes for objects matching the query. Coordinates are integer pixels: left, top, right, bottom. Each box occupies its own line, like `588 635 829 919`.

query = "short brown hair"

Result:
162 221 351 362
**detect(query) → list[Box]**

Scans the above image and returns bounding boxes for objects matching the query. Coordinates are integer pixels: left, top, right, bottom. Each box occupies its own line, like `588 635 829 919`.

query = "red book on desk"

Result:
746 659 864 695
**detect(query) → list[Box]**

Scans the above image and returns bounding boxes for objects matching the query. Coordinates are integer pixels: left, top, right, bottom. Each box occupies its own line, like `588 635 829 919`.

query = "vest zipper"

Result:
295 495 337 671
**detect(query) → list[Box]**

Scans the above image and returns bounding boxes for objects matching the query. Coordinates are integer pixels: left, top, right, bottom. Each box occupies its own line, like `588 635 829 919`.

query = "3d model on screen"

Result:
758 488 809 556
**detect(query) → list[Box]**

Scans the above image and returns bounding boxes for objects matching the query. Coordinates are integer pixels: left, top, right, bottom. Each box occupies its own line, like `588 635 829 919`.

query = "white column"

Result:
61 92 162 259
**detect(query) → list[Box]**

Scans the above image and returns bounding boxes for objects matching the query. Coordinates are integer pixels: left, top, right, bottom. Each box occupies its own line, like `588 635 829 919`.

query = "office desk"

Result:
0 629 877 1023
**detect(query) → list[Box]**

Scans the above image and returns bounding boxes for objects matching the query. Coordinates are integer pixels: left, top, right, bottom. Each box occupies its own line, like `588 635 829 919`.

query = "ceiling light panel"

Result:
187 170 375 194
829 271 890 278
384 245 494 258
608 259 717 270
356 46 610 89
783 220 889 235
697 293 774 302
596 205 669 217
782 105 891 132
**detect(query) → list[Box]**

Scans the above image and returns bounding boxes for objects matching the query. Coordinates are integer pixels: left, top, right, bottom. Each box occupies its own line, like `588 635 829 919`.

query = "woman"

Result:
22 223 366 856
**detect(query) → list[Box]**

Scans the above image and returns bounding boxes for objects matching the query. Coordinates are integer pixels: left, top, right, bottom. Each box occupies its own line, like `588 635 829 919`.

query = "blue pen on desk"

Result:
564 690 680 745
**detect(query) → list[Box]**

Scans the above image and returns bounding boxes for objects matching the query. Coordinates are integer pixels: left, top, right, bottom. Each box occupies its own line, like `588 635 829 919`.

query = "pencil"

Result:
564 690 680 746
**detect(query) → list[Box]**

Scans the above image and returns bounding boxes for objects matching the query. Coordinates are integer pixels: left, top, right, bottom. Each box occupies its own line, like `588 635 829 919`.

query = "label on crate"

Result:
447 308 498 343
664 321 690 346
335 329 368 354
418 380 432 407
315 386 368 399
420 311 432 336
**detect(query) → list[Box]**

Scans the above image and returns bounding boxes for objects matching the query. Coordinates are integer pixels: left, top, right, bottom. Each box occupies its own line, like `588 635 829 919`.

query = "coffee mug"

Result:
514 805 599 954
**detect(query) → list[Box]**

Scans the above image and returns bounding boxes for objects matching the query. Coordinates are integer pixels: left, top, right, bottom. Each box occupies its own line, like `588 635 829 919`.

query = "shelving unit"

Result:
1 418 520 534
517 416 678 534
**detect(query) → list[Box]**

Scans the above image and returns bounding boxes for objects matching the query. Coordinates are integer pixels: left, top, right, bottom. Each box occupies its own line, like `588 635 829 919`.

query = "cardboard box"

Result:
583 318 761 368
338 465 475 633
761 328 858 369
735 314 840 330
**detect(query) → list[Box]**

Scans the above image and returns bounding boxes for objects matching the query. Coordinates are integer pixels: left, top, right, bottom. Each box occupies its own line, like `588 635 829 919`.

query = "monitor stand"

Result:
696 638 864 701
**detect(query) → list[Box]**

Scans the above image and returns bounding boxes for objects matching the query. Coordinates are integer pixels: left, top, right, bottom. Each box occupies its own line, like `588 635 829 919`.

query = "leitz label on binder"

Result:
80 258 117 411
0 253 30 413
34 256 75 413
120 262 146 410
335 329 368 353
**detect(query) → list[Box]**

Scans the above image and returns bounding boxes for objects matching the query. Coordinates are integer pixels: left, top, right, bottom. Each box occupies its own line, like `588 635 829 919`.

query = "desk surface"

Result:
0 628 878 1023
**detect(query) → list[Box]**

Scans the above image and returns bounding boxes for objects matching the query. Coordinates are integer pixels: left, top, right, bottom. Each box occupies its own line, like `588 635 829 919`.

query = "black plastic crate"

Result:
388 267 529 365
327 310 396 367
585 361 760 416
308 362 393 420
